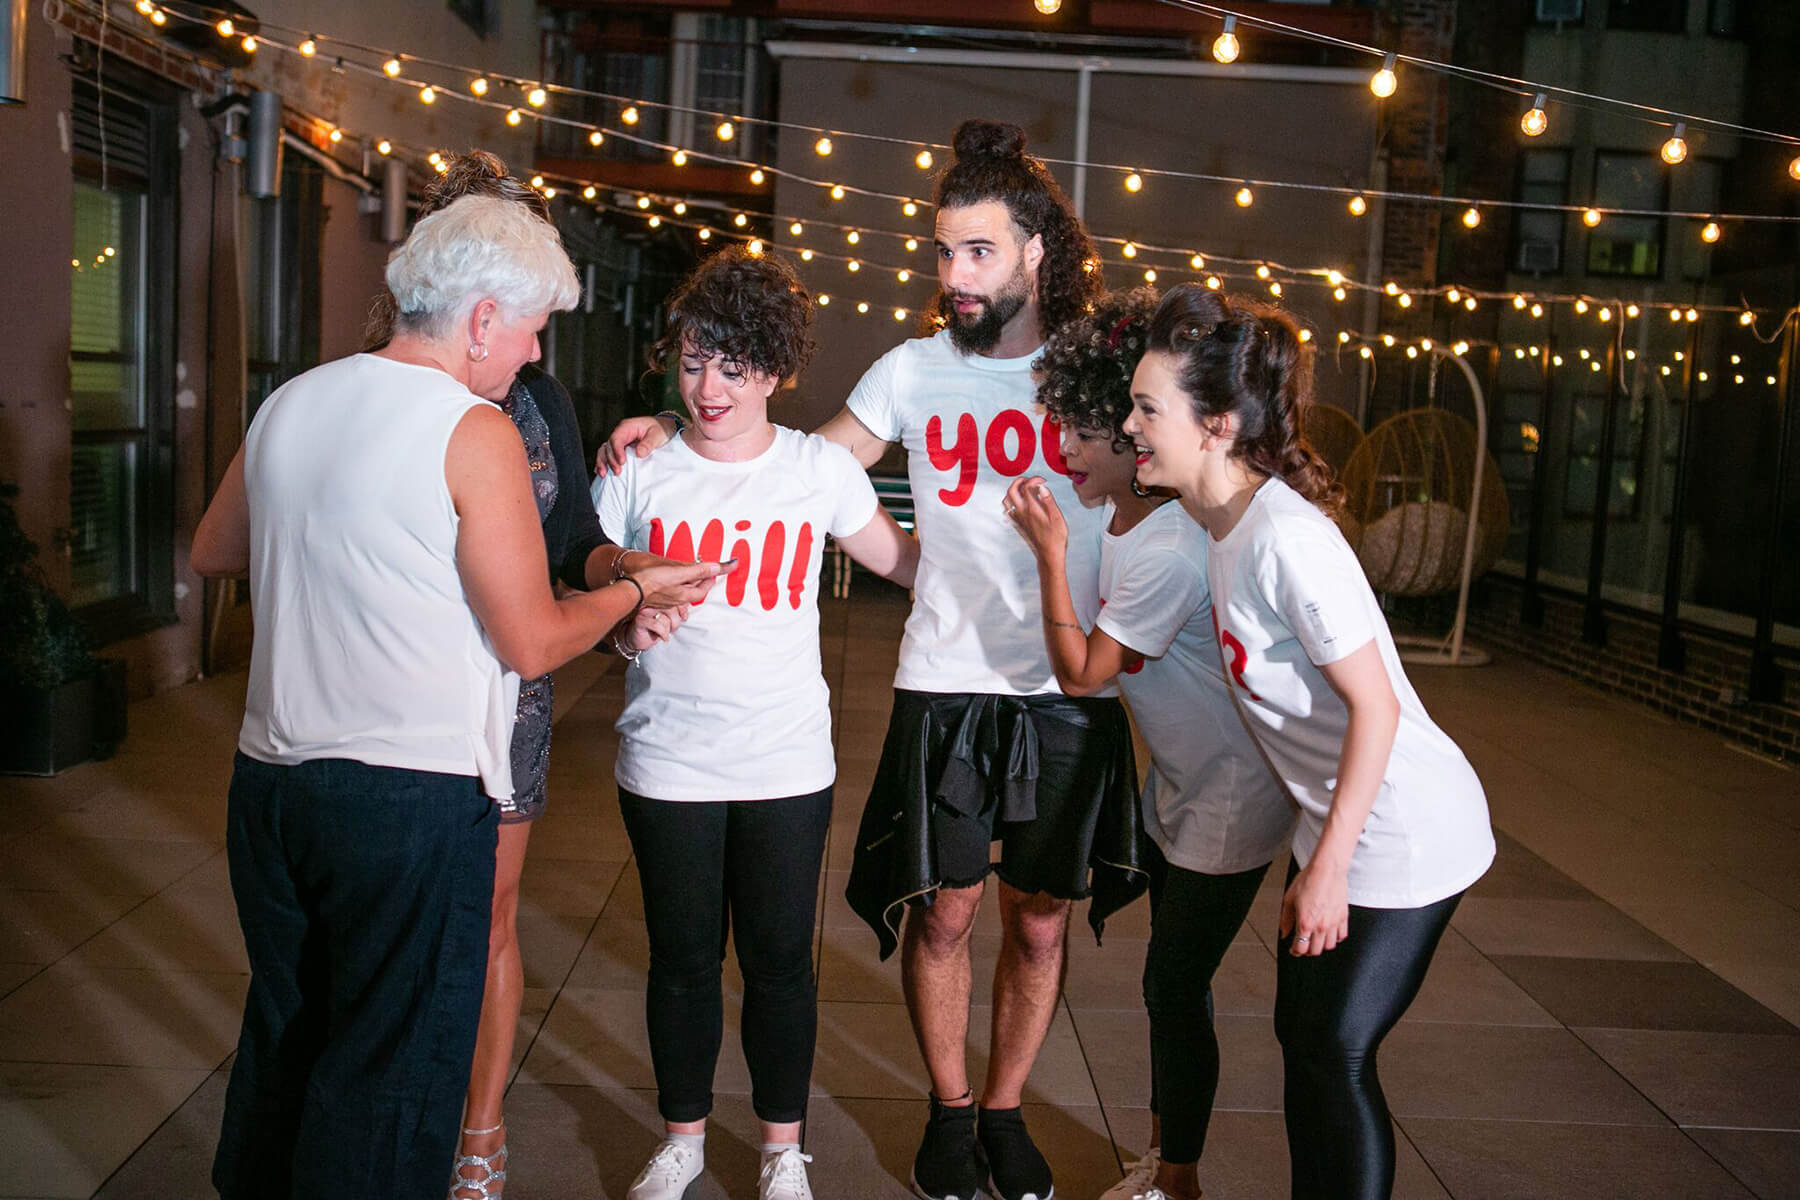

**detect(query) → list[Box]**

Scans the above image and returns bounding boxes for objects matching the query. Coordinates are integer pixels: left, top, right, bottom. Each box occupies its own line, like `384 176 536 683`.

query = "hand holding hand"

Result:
1003 476 1068 562
631 557 727 608
1279 860 1350 957
617 603 691 652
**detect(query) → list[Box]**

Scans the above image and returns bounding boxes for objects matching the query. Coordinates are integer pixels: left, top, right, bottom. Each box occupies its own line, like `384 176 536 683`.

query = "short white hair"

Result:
385 194 581 339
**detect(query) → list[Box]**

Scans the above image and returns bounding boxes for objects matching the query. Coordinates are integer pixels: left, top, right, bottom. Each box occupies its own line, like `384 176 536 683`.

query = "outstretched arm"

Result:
814 406 893 469
835 507 919 589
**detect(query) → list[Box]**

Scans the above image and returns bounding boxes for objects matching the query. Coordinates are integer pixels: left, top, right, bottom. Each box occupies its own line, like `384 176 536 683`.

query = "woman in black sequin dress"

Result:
367 153 685 1200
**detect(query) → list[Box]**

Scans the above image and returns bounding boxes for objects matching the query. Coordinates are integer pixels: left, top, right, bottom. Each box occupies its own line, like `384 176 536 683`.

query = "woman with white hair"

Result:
192 194 723 1200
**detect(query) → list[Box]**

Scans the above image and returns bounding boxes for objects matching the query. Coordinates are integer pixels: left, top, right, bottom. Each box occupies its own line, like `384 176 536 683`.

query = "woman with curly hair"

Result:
590 245 918 1200
1129 285 1493 1200
1005 290 1294 1200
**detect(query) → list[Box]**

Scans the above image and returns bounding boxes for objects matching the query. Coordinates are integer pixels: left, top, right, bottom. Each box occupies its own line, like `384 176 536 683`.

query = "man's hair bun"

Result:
952 119 1028 161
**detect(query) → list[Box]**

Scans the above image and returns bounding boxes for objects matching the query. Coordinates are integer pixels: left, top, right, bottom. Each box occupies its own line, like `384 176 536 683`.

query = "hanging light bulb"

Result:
816 292 828 305
469 76 488 96
1740 310 1755 326
748 239 764 256
1299 329 1314 343
1123 242 1138 259
1669 307 1683 322
1406 346 1419 359
1213 15 1240 64
1447 288 1462 303
916 149 934 170
149 8 166 25
1235 185 1254 207
1385 281 1400 296
376 139 392 156
1349 194 1368 217
1360 346 1374 360
582 185 597 200
1701 220 1721 243
902 200 919 217
134 0 154 15
905 237 920 252
1397 292 1413 308
1124 171 1143 193
383 54 402 77
1583 208 1603 227
672 201 687 215
1685 307 1699 321
1454 340 1470 356
800 249 813 261
716 120 735 141
241 35 257 53
298 35 318 57
1034 0 1062 13
621 105 640 125
671 150 688 166
1465 296 1478 311
1334 286 1348 301
1206 275 1222 290
789 221 803 236
1420 338 1433 352
857 302 870 314
1790 155 1800 181
698 228 712 241
1462 205 1481 229
1383 334 1397 347
418 85 435 105
531 174 545 189
898 269 911 283
505 109 523 126
645 214 658 227
847 259 861 272
814 136 833 156
589 130 604 147
328 128 342 144
749 169 766 185
1191 254 1205 270
1598 307 1612 322
732 211 748 226
1531 303 1545 318
846 230 861 245
1339 331 1352 344
1521 93 1548 138
1661 123 1688 165
1370 53 1398 99
1268 281 1281 296
1148 269 1161 284
635 196 651 210
216 17 234 37
527 86 548 108
1626 304 1640 317
1256 264 1272 280
1514 294 1527 309
895 307 910 321
830 185 846 200
428 151 443 166
1574 299 1589 314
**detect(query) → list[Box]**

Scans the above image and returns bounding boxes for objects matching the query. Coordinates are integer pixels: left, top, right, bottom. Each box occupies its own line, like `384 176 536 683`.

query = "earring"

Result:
1131 477 1151 498
468 343 489 362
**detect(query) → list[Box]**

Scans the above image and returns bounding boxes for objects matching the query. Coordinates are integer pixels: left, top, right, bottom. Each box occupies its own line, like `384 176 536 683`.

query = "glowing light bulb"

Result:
1661 124 1688 165
903 200 918 217
216 18 234 37
1626 304 1639 317
1034 0 1061 13
1339 331 1351 344
531 175 545 189
733 211 748 226
1397 293 1413 308
672 202 687 215
589 130 603 147
698 228 712 241
1235 186 1254 207
383 55 401 77
830 185 845 200
1370 53 1398 99
1124 171 1143 193
582 185 597 200
1213 16 1240 64
328 128 342 144
1206 275 1222 290
1670 308 1683 322
847 259 861 272
846 230 860 245
814 136 833 156
1462 206 1481 229
1256 265 1271 280
816 293 829 305
635 196 651 210
418 85 435 105
1574 299 1589 314
800 249 813 261
1701 221 1721 243
1685 307 1699 321
1420 339 1433 352
1521 94 1548 138
149 8 165 25
1359 346 1373 360
1599 307 1612 322
1465 296 1478 311
667 150 685 167
1299 329 1314 343
1790 155 1800 181
376 139 392 156
1447 288 1461 303
505 109 523 126
1334 287 1348 301
543 187 556 199
1147 269 1159 283
298 36 317 57
916 149 934 170
898 269 911 282
1531 303 1544 318
471 77 489 96
1383 334 1396 347
428 152 443 166
789 222 803 236
1454 340 1470 355
1123 242 1138 259
716 120 735 140
1385 281 1400 296
895 307 909 321
1192 254 1205 270
750 169 766 185
1268 281 1281 296
905 238 919 252
621 106 639 125
1514 294 1527 309
1406 346 1419 359
134 0 152 13
1740 310 1755 326
242 35 256 53
748 239 763 256
1349 194 1367 217
527 86 547 108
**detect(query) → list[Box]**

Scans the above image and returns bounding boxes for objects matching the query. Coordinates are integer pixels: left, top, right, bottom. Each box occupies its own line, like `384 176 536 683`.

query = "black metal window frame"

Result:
1585 149 1670 280
68 64 180 644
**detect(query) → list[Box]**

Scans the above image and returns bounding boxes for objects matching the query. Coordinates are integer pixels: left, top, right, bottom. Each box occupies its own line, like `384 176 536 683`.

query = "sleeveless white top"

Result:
237 354 521 800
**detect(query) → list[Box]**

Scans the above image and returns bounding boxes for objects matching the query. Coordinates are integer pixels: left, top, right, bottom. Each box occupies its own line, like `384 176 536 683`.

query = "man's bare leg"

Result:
983 881 1070 1107
901 880 985 1102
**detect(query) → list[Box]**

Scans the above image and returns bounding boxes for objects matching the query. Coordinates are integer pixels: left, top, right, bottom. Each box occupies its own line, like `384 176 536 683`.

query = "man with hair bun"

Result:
600 117 1147 1200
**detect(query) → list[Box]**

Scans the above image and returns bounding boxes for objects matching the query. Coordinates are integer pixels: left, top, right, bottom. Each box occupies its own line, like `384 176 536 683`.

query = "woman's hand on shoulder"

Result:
595 414 678 477
1005 475 1068 562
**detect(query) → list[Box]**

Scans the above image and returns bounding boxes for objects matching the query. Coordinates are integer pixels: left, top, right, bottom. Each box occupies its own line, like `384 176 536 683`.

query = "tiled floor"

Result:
3 585 1798 1199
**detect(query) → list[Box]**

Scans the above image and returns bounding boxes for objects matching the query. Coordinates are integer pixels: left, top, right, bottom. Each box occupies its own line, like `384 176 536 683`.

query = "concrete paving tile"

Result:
1493 956 1795 1034
0 961 245 1069
1377 1023 1670 1125
90 1068 225 1200
519 907 600 991
0 962 41 998
1 834 218 901
1072 1009 1284 1114
1400 1116 1755 1200
1467 833 1592 901
562 916 654 992
0 889 140 964
1573 1028 1800 1129
519 856 627 917
0 1061 212 1199
44 785 227 844
488 1082 741 1198
1449 896 1690 961
519 986 719 1091
1685 1127 1800 1200
1061 935 1274 1016
68 873 249 973
1402 929 1560 1028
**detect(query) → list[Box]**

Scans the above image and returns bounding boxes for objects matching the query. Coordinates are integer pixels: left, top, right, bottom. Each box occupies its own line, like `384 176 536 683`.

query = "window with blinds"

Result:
68 69 176 636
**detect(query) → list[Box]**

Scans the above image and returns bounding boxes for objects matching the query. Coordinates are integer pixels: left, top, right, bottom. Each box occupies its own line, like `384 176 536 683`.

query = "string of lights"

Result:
122 0 1800 230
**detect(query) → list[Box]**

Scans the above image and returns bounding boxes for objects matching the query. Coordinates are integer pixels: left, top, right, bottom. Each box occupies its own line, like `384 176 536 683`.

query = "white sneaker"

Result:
628 1138 704 1200
1096 1150 1160 1200
759 1147 815 1200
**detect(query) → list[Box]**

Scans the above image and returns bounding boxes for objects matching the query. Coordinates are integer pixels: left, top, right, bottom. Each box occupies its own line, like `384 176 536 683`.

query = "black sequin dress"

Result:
499 380 559 823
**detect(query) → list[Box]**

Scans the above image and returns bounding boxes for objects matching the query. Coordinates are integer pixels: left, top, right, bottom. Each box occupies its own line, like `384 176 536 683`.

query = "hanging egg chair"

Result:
1302 402 1369 544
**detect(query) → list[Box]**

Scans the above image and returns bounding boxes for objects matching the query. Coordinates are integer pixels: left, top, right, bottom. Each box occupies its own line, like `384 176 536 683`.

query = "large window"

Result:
1587 152 1667 278
1513 149 1570 274
68 71 178 637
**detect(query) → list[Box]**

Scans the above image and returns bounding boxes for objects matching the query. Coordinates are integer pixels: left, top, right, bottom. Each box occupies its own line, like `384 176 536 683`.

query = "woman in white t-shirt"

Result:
1004 290 1294 1200
591 247 919 1200
1124 285 1494 1200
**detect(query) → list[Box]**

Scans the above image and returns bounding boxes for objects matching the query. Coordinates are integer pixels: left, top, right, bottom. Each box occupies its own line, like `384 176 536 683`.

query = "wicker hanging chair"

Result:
1340 408 1509 598
1303 402 1369 544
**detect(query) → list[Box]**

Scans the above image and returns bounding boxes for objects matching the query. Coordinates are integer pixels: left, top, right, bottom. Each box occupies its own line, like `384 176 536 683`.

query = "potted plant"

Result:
0 483 127 774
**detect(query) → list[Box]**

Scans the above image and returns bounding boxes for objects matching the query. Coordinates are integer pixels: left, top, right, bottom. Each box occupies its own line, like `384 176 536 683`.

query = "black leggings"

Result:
618 785 832 1126
1273 859 1461 1200
1143 847 1270 1165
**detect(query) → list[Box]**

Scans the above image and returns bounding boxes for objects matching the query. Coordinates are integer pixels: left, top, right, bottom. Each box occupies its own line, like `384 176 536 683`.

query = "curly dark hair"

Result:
1147 285 1343 516
1036 288 1161 453
363 150 551 350
650 245 815 383
927 119 1104 343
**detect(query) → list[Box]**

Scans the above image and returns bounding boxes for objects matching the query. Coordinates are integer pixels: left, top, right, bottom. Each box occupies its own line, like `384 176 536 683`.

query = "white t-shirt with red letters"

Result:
1096 500 1294 876
1206 477 1494 908
592 426 879 802
847 330 1112 697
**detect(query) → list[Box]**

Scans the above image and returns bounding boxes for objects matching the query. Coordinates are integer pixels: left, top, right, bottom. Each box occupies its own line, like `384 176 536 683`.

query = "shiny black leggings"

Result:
1273 860 1461 1200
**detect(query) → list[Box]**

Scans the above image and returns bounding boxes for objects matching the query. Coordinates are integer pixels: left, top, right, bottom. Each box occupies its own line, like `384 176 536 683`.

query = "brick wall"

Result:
1459 577 1800 764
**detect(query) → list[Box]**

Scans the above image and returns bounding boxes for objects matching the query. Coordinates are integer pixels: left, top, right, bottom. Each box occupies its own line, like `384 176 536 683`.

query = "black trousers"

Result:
1143 846 1270 1165
1273 859 1462 1200
618 785 833 1125
213 753 497 1200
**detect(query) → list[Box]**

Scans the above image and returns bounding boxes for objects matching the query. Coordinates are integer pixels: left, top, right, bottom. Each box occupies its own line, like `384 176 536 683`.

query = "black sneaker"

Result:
911 1095 984 1200
976 1106 1053 1200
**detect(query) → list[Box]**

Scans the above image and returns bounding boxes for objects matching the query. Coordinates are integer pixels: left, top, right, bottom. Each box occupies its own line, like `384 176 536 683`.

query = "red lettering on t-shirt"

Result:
647 517 819 610
758 522 786 611
787 522 815 609
1041 415 1071 477
1212 610 1262 701
926 412 979 506
986 409 1036 476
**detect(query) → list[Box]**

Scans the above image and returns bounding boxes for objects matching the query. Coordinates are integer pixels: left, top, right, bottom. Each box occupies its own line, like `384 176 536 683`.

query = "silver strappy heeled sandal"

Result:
449 1121 507 1199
